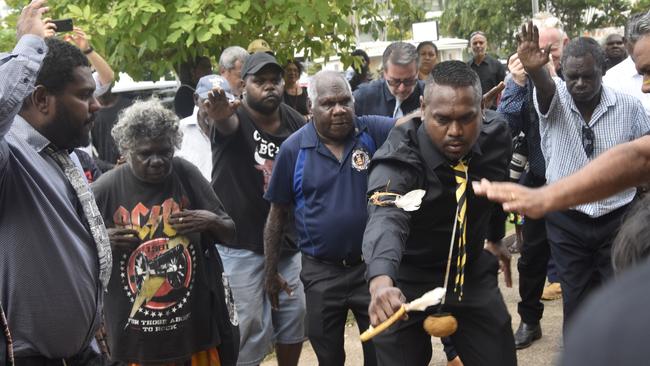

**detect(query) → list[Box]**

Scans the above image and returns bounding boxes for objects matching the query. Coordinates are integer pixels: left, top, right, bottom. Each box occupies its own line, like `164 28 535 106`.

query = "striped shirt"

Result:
534 77 650 217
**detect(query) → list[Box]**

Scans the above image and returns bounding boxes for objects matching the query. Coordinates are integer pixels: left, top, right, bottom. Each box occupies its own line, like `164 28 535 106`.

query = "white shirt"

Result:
534 77 650 217
603 56 650 116
92 71 111 97
176 107 212 182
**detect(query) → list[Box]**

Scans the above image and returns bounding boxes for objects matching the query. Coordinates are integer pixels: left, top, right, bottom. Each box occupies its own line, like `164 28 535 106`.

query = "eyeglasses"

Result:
581 125 595 157
386 77 417 87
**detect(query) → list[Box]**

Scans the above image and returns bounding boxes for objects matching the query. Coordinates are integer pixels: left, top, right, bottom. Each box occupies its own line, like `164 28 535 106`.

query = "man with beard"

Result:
263 70 401 365
517 21 650 331
204 52 306 366
0 1 111 363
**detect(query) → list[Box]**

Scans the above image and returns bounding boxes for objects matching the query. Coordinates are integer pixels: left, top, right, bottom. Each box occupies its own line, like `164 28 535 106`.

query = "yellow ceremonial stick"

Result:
360 304 407 342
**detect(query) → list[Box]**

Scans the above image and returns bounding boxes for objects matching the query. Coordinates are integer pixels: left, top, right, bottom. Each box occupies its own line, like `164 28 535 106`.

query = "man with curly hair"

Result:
0 0 110 363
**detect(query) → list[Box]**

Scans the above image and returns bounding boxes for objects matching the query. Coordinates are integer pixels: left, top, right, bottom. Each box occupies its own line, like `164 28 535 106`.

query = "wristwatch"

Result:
83 46 94 55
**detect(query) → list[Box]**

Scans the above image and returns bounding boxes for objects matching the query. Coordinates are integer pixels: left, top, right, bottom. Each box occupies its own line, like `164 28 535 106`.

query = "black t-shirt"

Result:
74 149 102 183
92 94 134 171
468 55 506 109
174 85 195 119
211 103 305 254
92 158 237 364
282 88 309 116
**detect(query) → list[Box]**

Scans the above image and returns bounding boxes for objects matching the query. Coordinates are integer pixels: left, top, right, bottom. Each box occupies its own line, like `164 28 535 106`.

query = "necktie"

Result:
393 100 403 118
451 160 468 300
45 146 112 289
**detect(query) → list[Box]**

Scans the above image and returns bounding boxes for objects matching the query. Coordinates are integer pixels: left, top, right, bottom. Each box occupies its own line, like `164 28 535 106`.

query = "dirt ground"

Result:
261 251 564 366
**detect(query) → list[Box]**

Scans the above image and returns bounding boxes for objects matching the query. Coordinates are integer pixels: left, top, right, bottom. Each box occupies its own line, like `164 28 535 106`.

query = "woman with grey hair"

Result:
92 99 240 366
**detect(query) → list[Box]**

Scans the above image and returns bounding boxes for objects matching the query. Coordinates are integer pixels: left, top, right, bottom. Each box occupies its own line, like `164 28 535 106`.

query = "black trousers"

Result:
373 251 517 366
517 214 550 324
545 205 629 330
301 256 377 366
517 173 550 325
485 205 506 243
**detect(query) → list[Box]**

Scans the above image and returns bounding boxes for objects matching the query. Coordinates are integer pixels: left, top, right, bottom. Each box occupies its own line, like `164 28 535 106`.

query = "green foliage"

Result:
441 0 634 59
1 0 415 80
0 1 20 52
549 0 629 38
385 2 427 41
631 0 650 14
441 0 530 58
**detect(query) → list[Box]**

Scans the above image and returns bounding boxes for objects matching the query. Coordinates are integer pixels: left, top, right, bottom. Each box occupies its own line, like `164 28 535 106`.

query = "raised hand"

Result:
203 87 241 123
42 18 56 38
16 0 49 40
517 21 552 73
507 54 528 87
64 27 90 51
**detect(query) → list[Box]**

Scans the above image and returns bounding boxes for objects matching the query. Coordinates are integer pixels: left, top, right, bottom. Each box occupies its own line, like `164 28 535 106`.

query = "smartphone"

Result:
50 18 74 33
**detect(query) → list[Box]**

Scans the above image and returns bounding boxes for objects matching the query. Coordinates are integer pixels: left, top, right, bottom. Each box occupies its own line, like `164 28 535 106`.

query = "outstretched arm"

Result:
65 27 114 87
1 0 48 133
517 21 556 115
473 135 650 218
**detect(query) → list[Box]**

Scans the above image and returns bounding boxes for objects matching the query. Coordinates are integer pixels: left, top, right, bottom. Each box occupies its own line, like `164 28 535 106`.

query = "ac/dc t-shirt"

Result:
92 158 236 364
211 103 305 254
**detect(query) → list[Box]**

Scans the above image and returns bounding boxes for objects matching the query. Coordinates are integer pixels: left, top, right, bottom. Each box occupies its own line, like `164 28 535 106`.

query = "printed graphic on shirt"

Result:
222 274 239 326
253 129 279 191
113 198 197 333
351 148 371 171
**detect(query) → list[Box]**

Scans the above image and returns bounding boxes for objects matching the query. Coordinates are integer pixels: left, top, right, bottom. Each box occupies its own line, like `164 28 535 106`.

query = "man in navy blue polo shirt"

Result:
263 70 397 365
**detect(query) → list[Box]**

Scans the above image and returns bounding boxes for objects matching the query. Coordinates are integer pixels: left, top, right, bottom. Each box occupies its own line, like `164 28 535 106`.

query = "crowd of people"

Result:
2 1 650 366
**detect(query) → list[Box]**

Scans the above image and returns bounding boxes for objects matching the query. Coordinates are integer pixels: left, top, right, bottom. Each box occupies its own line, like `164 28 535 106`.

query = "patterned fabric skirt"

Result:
127 348 221 366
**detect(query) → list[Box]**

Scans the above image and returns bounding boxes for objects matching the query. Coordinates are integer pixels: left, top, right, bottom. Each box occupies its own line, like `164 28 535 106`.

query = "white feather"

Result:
407 287 446 311
394 189 426 211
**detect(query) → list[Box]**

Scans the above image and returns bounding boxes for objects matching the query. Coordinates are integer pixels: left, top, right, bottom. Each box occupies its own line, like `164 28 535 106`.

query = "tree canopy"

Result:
441 0 634 58
1 0 415 80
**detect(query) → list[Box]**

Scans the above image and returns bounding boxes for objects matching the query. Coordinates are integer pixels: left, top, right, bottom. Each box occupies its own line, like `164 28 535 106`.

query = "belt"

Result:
303 253 364 267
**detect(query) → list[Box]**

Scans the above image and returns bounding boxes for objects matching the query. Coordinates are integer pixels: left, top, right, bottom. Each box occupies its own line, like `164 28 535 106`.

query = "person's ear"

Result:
193 93 199 107
31 85 53 115
420 95 428 116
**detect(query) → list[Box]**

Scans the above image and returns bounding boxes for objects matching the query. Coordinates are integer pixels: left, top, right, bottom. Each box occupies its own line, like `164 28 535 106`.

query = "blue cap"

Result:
195 74 233 99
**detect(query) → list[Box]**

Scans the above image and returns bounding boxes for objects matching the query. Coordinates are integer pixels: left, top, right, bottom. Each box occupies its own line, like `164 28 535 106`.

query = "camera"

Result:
509 134 528 182
50 19 74 33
